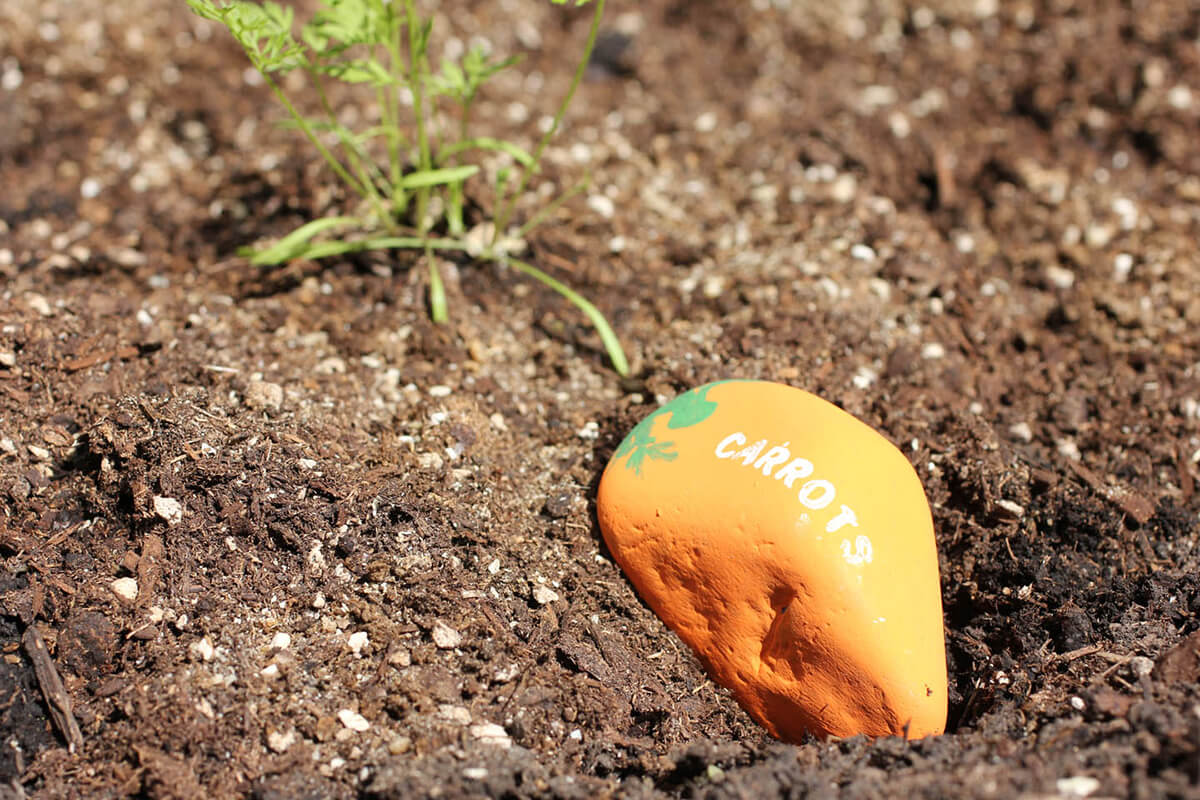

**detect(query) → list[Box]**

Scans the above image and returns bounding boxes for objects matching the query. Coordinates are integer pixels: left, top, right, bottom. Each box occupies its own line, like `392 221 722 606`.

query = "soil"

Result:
2 0 1200 797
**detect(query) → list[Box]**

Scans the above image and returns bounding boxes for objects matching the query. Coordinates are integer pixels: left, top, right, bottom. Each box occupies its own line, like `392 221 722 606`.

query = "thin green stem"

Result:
385 13 409 220
515 173 590 241
296 236 467 260
374 48 401 200
403 0 445 321
260 72 368 199
504 255 628 376
404 0 434 235
459 95 474 152
444 93 477 238
427 244 447 322
493 0 605 243
310 69 390 223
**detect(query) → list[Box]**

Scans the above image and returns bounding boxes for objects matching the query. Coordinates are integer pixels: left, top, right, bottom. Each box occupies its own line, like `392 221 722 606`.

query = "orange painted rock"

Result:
597 380 947 741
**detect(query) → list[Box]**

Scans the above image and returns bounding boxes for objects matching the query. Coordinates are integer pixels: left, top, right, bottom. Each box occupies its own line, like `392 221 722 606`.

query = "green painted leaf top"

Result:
614 381 738 475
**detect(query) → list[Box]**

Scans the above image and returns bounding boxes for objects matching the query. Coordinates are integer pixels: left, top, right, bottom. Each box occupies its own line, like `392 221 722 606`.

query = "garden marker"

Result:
597 380 947 741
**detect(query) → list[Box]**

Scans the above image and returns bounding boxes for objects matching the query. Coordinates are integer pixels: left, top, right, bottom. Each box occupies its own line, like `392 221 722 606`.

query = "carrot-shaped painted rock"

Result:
597 380 947 741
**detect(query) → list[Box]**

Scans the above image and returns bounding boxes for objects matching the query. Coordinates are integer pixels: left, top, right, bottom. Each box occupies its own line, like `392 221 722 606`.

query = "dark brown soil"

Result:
3 1 1200 797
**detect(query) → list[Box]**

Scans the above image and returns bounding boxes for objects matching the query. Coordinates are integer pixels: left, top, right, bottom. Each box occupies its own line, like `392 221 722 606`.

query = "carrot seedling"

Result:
187 0 628 376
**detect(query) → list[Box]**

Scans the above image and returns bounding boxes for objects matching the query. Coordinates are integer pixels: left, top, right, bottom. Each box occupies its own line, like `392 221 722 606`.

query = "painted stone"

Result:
596 380 947 741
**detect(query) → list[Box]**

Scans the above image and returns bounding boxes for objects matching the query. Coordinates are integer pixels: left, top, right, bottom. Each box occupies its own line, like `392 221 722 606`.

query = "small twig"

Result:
21 625 84 754
1055 644 1101 663
1094 653 1134 684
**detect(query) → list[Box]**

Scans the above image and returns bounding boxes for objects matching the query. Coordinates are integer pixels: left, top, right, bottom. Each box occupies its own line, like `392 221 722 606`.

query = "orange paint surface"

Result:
597 380 947 741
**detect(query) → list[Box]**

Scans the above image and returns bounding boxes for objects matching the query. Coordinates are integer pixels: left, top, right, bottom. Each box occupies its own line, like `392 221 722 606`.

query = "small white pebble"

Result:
347 631 369 655
694 110 718 132
462 767 489 781
1069 696 1086 711
428 385 452 398
1085 222 1113 249
469 722 512 749
314 356 345 374
110 577 139 604
852 366 877 389
267 729 295 753
195 698 214 720
337 709 370 732
1113 253 1134 282
190 637 215 662
505 101 528 124
1045 264 1075 290
587 194 615 219
921 342 946 360
487 558 501 575
1056 776 1101 798
1129 656 1155 678
995 499 1026 519
570 142 591 164
438 704 472 725
153 495 183 524
1112 196 1138 230
817 277 840 299
307 544 326 572
1167 85 1193 110
533 585 560 605
432 620 462 649
25 293 53 317
830 174 858 204
1008 422 1034 443
1057 439 1082 461
270 631 291 651
849 243 876 261
867 278 891 300
859 84 897 109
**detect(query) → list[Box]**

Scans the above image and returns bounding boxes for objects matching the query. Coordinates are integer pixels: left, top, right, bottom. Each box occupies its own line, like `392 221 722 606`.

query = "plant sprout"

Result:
187 0 628 375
